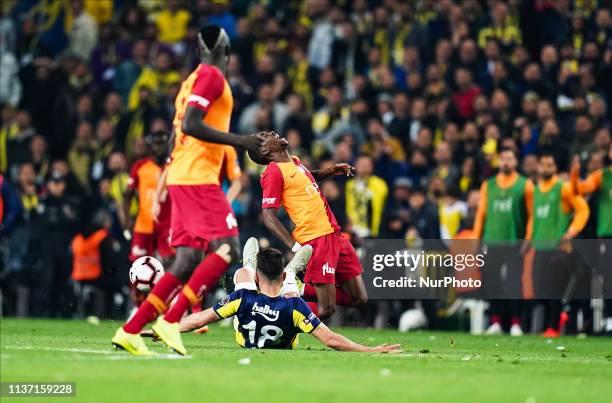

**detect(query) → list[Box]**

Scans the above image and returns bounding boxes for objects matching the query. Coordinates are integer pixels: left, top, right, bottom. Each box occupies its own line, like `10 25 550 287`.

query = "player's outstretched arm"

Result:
310 163 355 182
141 308 219 339
182 105 263 151
178 308 220 333
570 156 603 195
311 323 402 353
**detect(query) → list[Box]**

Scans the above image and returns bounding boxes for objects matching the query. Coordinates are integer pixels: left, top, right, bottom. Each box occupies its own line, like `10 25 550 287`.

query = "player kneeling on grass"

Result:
143 238 401 353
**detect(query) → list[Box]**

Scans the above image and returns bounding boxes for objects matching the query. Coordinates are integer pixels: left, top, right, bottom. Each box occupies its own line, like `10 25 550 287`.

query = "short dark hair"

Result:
538 152 557 165
499 146 518 159
247 148 270 165
256 248 285 281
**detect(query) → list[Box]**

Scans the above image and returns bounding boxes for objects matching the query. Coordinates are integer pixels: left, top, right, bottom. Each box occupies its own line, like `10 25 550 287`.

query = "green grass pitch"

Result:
1 319 611 403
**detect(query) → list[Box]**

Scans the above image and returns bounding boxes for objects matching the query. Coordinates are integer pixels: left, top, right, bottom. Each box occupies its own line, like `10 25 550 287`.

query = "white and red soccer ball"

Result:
129 256 165 292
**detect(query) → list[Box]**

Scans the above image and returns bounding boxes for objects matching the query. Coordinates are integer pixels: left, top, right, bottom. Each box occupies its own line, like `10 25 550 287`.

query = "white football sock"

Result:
605 317 612 332
281 271 299 295
233 267 256 291
284 270 296 282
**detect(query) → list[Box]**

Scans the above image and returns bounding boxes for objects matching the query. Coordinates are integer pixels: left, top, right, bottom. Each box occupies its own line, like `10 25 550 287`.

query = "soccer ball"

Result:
129 256 165 292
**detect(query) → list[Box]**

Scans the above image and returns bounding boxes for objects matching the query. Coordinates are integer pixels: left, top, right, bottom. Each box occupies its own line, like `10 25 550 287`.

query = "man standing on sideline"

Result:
473 147 534 336
531 154 589 337
571 145 612 335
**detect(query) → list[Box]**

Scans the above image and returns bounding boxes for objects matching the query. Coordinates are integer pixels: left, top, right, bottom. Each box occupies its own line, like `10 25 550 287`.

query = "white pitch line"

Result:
4 346 116 354
2 345 192 359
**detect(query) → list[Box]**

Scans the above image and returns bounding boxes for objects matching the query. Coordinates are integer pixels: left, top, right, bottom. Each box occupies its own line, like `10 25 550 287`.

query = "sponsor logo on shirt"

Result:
536 204 550 218
251 302 280 321
226 213 238 229
493 197 513 213
262 197 277 205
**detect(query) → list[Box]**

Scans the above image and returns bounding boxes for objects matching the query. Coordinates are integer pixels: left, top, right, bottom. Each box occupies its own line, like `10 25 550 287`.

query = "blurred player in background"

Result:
531 153 589 338
473 147 534 336
122 130 174 307
248 132 367 320
219 145 242 205
571 145 612 335
143 238 401 353
123 131 174 263
112 24 262 356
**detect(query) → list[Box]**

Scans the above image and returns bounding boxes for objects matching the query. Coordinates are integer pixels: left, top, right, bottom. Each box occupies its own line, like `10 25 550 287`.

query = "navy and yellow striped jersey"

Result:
213 289 321 349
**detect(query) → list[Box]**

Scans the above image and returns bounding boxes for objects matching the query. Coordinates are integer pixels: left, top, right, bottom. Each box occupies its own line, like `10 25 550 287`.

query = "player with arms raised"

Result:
248 132 368 319
112 25 262 356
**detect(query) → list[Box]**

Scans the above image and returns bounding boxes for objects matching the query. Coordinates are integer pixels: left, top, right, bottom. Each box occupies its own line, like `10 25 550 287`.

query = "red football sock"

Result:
307 302 319 317
491 315 502 325
164 253 229 323
303 284 354 306
123 273 182 334
511 316 521 326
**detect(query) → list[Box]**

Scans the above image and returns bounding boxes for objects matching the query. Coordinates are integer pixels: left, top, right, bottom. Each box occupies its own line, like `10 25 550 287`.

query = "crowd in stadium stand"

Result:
0 0 611 328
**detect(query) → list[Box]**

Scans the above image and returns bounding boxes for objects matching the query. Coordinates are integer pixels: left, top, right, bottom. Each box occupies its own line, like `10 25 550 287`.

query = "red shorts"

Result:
129 225 174 262
168 184 239 250
303 232 363 285
129 201 174 261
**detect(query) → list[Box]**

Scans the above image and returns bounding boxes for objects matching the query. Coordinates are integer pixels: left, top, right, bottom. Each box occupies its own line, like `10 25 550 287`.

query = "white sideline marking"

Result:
4 346 115 354
2 346 192 359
